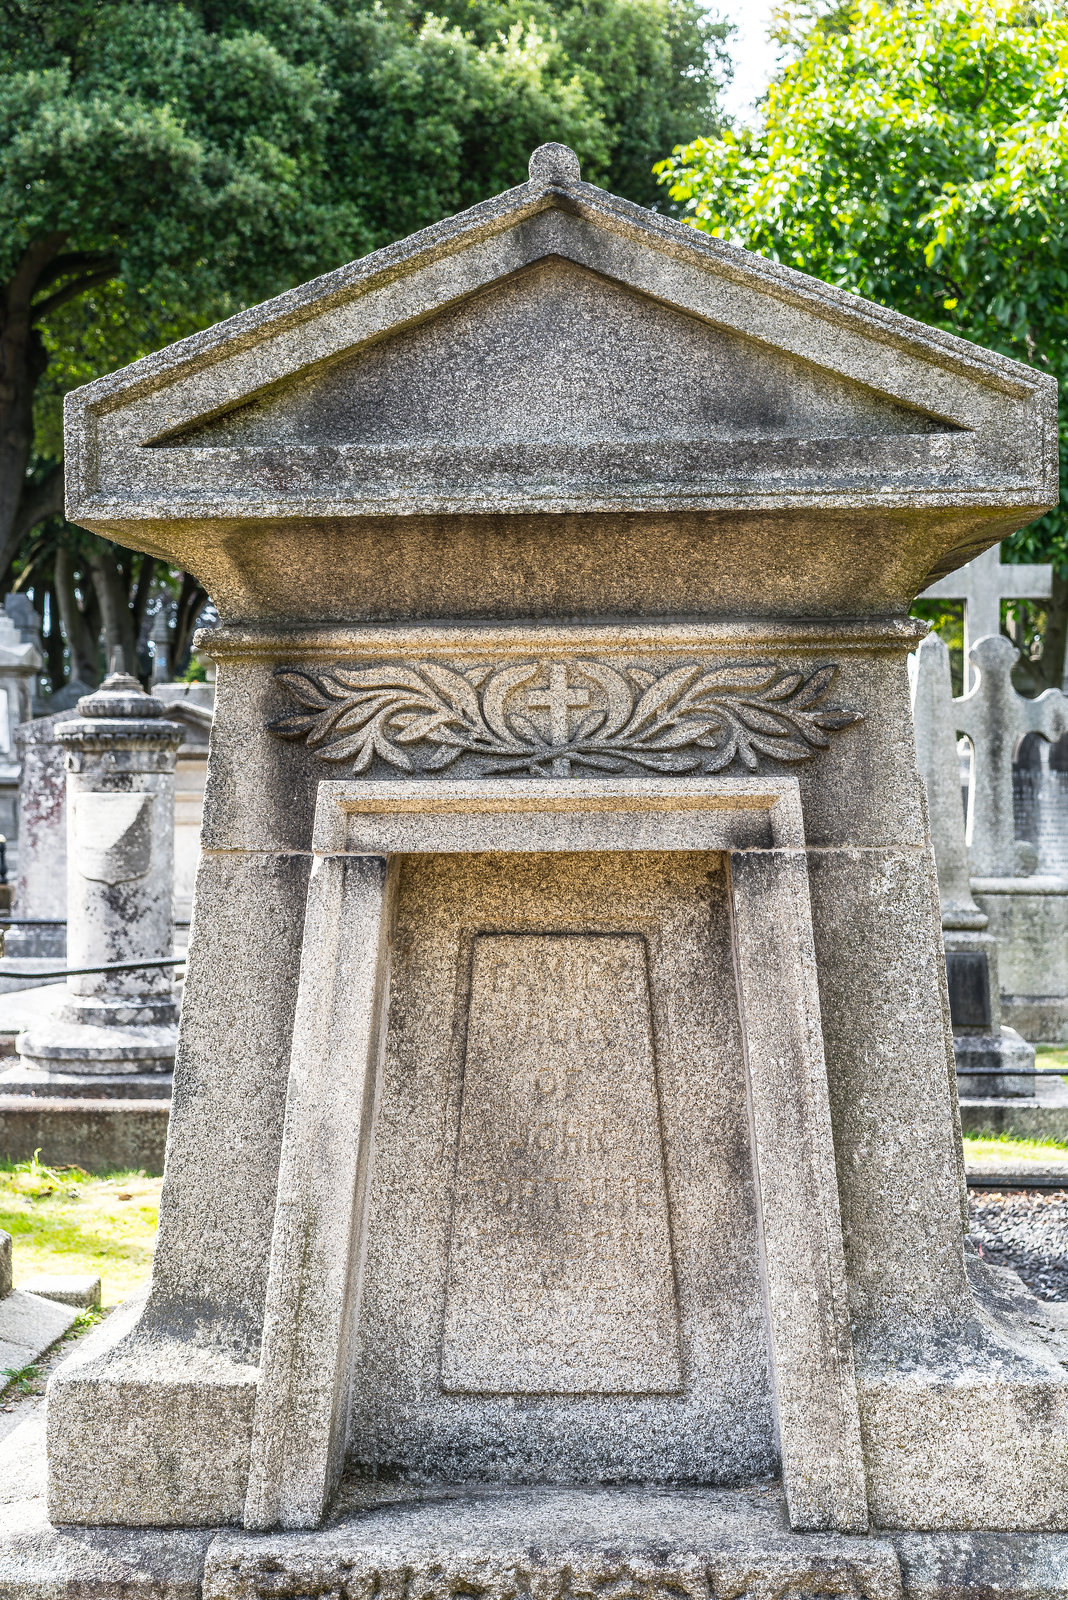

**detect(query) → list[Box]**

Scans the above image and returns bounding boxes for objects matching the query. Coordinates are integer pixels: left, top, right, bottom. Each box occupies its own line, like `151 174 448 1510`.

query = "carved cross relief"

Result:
524 665 591 776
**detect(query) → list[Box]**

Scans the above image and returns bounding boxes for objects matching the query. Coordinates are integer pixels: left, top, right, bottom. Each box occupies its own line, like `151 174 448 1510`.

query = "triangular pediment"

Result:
163 259 952 453
64 146 1056 542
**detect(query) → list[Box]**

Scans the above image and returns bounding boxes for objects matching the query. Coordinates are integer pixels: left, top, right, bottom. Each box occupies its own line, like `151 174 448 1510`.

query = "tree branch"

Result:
131 556 156 641
32 251 118 295
54 544 99 686
32 263 119 323
0 462 64 583
5 233 68 317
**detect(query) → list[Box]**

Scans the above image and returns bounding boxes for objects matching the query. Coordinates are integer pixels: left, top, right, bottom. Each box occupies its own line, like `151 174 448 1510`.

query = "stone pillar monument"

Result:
8 669 183 1094
11 144 1068 1591
910 631 1034 1095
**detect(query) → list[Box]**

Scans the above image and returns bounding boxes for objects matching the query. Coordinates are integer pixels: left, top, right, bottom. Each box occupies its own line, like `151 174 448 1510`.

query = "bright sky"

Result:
714 0 781 123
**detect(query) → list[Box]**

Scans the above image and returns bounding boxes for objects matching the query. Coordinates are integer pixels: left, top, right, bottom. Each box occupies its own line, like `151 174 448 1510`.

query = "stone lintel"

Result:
196 616 929 662
312 776 807 856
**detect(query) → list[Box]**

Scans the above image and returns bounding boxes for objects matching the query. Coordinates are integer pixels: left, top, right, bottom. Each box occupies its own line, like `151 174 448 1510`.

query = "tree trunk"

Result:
1040 571 1068 693
40 581 67 695
131 557 155 649
0 237 66 578
172 572 208 673
86 541 137 671
54 545 100 686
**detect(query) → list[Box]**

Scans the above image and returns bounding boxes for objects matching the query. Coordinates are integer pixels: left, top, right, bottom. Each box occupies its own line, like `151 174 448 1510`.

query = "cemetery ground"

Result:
0 1154 159 1428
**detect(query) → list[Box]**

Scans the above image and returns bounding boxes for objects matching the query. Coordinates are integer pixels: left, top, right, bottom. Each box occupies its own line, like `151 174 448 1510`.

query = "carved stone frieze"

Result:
267 657 862 778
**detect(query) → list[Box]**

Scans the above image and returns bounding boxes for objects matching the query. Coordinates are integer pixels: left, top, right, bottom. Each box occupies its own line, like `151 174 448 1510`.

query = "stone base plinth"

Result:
954 1024 1035 1097
10 1419 1068 1600
207 1485 901 1600
17 1016 178 1078
0 1063 172 1099
959 1070 1068 1142
0 1096 169 1173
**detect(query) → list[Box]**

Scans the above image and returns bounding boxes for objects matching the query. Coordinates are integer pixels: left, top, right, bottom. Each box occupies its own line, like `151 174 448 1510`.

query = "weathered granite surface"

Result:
47 142 1068 1558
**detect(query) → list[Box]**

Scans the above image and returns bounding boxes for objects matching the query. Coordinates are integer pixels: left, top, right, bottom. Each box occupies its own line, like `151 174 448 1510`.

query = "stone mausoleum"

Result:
7 146 1068 1597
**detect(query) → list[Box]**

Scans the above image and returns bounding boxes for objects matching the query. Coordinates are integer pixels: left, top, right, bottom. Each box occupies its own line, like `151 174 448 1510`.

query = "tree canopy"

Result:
3 0 729 693
657 0 1068 688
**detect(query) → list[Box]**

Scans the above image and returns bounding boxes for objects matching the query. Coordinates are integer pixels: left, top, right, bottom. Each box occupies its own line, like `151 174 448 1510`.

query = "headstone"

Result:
150 611 172 686
0 613 42 845
1013 729 1068 875
0 711 77 978
40 144 1068 1571
921 542 1052 690
955 634 1068 877
4 671 183 1096
910 632 1035 1095
3 593 43 706
44 675 93 713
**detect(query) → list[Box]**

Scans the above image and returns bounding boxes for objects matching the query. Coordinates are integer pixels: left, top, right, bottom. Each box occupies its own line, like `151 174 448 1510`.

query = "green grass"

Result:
0 1152 160 1308
963 1132 1068 1162
1037 1044 1068 1079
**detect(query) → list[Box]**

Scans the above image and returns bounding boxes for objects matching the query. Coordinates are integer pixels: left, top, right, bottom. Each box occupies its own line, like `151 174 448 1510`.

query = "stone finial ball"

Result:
528 143 581 184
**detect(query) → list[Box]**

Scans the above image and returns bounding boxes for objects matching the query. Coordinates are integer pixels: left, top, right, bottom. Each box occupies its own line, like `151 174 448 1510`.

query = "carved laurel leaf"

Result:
732 703 798 736
787 664 838 708
332 665 430 694
624 665 703 738
417 662 484 724
272 670 342 710
694 662 781 691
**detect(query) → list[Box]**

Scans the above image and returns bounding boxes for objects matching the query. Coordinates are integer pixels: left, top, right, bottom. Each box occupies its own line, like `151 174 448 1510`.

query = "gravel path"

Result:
970 1189 1068 1301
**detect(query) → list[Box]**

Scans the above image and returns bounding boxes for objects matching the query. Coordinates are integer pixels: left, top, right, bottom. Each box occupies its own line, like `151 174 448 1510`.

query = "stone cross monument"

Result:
920 542 1052 689
22 145 1068 1591
910 632 1034 1095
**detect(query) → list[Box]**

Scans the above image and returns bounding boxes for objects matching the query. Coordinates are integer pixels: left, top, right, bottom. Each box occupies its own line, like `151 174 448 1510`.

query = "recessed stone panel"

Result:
348 851 774 1485
440 933 681 1395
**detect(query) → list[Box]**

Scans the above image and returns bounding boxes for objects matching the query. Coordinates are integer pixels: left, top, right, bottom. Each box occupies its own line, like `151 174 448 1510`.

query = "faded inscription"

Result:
441 934 682 1394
